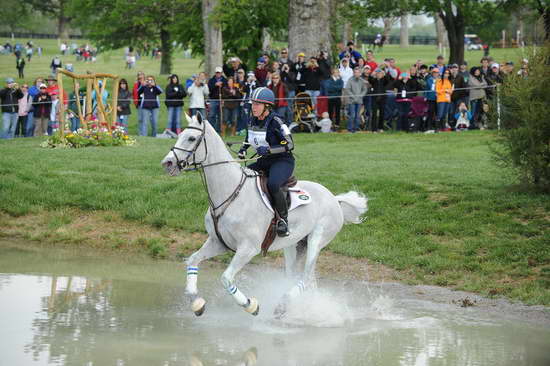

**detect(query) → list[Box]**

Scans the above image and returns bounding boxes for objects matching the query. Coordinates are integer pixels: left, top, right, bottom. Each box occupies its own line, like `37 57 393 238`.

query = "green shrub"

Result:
491 44 550 192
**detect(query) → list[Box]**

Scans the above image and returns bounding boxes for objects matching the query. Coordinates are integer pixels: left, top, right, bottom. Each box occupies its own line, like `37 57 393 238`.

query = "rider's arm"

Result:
238 128 250 155
269 116 294 154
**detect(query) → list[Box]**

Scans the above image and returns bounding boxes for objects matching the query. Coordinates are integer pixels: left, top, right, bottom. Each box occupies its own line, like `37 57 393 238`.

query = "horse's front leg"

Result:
220 245 260 315
186 236 228 316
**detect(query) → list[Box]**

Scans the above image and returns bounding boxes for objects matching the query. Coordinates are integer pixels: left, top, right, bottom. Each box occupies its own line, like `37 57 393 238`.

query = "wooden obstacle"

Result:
55 69 120 139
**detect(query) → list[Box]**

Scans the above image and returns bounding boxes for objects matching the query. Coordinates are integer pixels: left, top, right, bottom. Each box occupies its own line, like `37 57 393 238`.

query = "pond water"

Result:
1 242 549 366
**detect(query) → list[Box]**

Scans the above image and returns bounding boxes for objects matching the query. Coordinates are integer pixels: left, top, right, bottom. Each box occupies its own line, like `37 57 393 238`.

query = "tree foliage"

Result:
0 0 31 33
491 44 550 191
69 0 190 74
27 0 73 38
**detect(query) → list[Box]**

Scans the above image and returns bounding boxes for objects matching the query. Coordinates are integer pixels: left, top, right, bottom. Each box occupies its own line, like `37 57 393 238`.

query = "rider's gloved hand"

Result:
257 146 270 156
237 148 246 159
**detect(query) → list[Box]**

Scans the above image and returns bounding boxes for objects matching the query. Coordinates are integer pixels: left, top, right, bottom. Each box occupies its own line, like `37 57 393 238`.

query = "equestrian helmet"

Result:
250 87 275 105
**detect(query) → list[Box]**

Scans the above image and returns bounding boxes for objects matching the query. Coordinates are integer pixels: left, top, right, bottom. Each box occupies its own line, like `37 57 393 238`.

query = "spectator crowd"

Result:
1 39 529 139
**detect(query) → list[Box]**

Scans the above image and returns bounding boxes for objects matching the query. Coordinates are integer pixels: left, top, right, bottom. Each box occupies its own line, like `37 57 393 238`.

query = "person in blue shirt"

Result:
238 87 294 237
424 67 440 130
339 41 362 69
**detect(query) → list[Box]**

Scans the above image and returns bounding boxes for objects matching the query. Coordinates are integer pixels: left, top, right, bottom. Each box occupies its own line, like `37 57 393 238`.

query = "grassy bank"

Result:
0 131 549 305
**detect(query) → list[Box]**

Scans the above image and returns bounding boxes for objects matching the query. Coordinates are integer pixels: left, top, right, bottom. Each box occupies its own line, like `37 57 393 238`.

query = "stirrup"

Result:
276 219 290 237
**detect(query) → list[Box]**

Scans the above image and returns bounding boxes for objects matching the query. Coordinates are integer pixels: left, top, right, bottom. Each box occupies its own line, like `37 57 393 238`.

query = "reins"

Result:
170 124 258 251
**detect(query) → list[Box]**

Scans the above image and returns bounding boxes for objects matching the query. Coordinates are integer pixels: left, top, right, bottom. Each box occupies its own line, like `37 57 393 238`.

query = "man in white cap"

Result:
207 66 227 133
0 77 24 139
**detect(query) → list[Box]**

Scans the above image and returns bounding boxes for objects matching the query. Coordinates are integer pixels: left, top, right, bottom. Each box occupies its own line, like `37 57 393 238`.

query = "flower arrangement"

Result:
41 122 136 148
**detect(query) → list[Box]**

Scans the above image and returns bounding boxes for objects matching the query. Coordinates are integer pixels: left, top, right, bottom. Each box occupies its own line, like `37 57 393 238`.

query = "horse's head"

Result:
161 113 207 176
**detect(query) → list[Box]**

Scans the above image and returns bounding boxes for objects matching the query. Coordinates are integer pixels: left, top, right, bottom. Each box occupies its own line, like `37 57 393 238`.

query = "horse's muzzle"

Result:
162 159 182 176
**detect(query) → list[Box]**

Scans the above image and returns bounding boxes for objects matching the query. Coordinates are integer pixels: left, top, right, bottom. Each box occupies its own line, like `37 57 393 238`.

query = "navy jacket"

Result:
243 111 294 160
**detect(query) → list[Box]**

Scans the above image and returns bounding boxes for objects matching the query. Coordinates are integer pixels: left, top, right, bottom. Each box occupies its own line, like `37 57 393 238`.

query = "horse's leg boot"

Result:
272 190 290 237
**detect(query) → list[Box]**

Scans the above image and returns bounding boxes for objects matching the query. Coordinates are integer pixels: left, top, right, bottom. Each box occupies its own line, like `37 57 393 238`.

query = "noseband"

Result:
170 125 207 170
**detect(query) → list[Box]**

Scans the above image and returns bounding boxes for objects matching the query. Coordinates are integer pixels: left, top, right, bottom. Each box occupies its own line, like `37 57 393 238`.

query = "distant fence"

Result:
359 35 438 45
0 32 84 40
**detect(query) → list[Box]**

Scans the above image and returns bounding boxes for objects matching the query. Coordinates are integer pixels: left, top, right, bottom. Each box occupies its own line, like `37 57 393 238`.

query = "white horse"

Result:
161 113 367 317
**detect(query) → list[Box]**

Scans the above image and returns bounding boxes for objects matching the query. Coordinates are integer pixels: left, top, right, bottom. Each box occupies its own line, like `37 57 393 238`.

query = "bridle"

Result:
170 125 207 171
168 123 257 252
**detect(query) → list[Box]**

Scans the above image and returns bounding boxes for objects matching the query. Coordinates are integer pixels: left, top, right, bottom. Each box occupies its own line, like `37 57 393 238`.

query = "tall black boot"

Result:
272 189 289 237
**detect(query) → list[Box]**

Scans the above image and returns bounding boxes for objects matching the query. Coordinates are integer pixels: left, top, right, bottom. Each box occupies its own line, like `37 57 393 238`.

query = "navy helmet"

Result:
250 87 275 105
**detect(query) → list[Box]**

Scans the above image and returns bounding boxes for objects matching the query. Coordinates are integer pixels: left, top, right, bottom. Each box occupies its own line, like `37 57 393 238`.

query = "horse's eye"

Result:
188 136 196 142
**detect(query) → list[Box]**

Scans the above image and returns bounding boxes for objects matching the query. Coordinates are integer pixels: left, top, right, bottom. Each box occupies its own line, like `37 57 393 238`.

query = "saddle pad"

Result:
256 177 312 213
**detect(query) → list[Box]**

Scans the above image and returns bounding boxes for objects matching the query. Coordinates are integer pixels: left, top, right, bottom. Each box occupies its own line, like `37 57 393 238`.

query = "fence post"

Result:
497 84 501 131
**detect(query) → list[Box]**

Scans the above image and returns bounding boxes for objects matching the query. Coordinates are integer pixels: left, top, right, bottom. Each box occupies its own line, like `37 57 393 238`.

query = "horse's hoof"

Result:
191 297 206 316
244 297 259 316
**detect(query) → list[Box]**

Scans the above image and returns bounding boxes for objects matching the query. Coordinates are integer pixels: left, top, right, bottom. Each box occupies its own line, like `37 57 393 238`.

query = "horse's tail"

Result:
336 191 368 224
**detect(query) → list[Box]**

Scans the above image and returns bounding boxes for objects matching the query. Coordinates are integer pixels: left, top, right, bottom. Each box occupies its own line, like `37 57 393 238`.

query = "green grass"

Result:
0 131 549 305
1 38 548 304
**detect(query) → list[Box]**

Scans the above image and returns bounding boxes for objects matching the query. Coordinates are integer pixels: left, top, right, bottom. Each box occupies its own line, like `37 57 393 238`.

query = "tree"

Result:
28 0 73 40
289 0 332 59
203 0 223 76
499 0 550 40
365 0 497 64
400 14 410 47
0 1 31 33
70 0 188 75
492 44 550 191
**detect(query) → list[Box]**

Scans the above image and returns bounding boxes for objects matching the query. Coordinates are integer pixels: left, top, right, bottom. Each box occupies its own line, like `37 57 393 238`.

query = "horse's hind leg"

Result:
283 236 307 278
186 237 228 316
220 245 261 315
275 226 335 318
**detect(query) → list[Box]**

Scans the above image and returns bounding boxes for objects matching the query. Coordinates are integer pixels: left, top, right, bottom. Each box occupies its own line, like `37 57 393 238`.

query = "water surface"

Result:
1 242 549 366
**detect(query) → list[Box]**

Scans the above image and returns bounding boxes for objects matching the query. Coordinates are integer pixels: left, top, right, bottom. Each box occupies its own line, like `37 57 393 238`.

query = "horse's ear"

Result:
185 113 192 125
196 112 203 125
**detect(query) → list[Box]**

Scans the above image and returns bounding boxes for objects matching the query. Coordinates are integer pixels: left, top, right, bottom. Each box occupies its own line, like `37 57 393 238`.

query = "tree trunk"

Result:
400 14 409 48
440 5 465 65
262 28 271 52
382 17 396 44
58 15 70 40
159 29 172 75
342 21 352 46
541 6 550 41
289 0 332 60
435 13 448 48
202 0 223 76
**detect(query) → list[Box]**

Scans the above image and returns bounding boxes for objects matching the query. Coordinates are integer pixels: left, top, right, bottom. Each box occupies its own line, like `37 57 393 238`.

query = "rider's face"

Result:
251 102 266 117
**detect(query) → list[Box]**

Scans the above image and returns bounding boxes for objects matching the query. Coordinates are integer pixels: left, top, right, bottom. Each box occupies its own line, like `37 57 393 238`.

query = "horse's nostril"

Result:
165 161 173 168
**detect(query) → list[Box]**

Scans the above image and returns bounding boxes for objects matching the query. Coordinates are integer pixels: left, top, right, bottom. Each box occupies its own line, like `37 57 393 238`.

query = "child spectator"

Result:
315 111 332 133
117 79 132 133
454 102 472 131
49 92 60 135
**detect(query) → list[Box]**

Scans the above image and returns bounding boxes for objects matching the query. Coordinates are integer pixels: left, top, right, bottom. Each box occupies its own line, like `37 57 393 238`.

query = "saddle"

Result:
259 174 297 256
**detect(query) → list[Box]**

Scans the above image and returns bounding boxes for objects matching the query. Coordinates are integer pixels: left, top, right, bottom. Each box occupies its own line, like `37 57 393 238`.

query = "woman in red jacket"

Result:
268 72 289 123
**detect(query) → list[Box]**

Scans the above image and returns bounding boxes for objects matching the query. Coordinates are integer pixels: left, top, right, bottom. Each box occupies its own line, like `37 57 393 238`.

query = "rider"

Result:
238 87 294 237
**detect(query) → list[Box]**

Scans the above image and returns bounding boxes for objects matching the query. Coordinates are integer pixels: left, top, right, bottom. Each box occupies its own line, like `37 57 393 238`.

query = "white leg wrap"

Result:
227 284 248 306
186 266 198 295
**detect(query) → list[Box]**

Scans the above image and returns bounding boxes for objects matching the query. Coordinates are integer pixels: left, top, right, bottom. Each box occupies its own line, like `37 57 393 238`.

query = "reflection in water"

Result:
190 347 257 366
0 245 549 366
